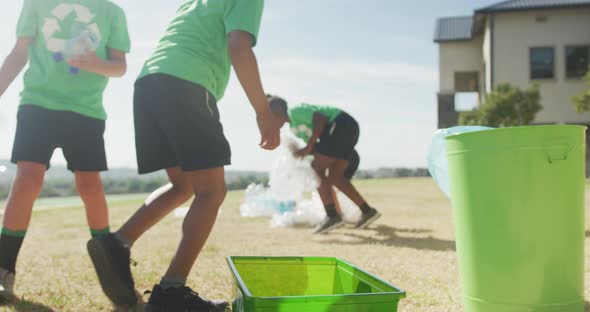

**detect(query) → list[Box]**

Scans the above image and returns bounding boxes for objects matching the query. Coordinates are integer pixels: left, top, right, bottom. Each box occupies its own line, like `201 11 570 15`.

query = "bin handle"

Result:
544 144 574 164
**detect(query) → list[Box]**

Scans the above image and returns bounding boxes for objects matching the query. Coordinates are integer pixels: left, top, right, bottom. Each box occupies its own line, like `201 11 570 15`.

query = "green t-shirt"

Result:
17 0 130 120
288 103 343 142
138 0 264 102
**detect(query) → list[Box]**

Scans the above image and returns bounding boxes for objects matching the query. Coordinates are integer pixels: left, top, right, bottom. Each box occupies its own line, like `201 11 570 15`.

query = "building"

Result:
434 0 590 128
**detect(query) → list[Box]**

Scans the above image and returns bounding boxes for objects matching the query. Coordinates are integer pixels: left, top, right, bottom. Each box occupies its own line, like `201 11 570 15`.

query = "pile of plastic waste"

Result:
240 131 361 228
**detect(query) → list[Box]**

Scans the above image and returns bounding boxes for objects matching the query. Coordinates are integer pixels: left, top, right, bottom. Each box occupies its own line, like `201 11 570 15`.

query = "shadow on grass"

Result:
4 299 55 312
585 301 590 312
114 302 146 312
319 225 456 252
585 230 590 237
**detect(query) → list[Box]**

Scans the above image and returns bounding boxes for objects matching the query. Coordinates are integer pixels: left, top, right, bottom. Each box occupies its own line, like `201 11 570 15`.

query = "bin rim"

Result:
226 256 407 300
444 125 587 141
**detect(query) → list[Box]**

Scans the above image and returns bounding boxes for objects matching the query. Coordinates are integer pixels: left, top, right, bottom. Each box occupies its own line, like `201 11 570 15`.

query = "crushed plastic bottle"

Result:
53 28 99 75
270 191 361 228
427 126 493 198
240 184 297 218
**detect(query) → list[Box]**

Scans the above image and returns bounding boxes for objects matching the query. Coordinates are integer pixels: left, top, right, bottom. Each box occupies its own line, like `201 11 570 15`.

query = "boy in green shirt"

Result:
86 0 281 310
268 96 381 234
0 0 129 302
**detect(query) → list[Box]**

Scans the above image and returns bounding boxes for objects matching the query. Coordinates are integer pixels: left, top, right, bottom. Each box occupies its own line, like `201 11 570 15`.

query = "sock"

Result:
324 204 338 218
360 203 372 214
159 276 186 290
90 226 110 237
114 232 133 249
0 228 27 274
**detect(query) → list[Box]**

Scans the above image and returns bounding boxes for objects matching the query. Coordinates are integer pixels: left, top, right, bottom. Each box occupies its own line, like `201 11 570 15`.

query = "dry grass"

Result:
0 178 589 311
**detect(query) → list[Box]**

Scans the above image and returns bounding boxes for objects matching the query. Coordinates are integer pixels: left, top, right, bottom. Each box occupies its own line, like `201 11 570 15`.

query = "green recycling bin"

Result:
446 125 586 312
227 256 406 312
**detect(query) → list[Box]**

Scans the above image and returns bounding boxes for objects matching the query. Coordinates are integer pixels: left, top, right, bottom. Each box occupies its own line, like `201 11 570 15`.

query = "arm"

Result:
295 112 329 158
308 112 329 147
228 30 280 150
67 48 127 78
0 37 33 97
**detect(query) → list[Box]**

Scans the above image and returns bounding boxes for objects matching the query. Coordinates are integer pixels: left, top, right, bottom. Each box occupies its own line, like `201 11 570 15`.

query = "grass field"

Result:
0 178 589 311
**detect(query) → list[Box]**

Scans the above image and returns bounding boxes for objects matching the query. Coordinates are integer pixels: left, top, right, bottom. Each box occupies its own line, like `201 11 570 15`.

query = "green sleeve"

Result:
16 0 37 37
224 0 264 47
289 107 313 142
107 4 131 53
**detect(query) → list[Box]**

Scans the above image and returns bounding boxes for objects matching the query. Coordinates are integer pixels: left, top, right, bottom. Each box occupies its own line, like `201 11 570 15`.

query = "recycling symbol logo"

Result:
42 3 101 52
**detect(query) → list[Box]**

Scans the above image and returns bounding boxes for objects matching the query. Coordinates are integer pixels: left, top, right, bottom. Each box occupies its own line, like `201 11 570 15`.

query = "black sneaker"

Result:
144 285 228 312
87 234 137 307
0 268 15 303
313 215 345 234
355 208 382 229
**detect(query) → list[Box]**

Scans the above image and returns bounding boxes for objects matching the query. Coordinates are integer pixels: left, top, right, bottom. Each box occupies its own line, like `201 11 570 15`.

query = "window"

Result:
530 47 555 79
454 72 479 92
535 16 548 23
566 46 589 78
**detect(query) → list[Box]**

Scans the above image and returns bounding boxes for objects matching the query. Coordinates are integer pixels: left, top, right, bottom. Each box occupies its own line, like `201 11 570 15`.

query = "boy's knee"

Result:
170 181 194 200
16 168 44 190
195 184 227 203
75 173 103 193
327 172 345 186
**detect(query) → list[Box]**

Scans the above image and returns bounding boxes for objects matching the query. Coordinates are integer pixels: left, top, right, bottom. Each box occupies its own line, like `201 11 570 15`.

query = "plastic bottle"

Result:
53 29 99 75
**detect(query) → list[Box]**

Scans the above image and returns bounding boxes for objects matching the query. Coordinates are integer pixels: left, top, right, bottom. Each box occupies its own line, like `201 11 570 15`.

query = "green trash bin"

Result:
446 125 586 312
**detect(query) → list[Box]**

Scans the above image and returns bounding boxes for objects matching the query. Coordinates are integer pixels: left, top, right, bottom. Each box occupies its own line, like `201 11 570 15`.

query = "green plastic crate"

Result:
227 256 406 312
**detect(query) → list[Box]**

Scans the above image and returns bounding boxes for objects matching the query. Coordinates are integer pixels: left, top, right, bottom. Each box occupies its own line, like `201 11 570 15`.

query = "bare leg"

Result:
328 159 368 207
312 155 338 212
164 167 226 279
118 167 193 244
0 162 44 297
332 187 342 215
3 162 45 231
75 171 109 231
311 156 347 234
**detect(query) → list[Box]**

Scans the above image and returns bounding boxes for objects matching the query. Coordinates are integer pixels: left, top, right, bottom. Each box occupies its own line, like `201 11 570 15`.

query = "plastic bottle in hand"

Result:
53 30 99 75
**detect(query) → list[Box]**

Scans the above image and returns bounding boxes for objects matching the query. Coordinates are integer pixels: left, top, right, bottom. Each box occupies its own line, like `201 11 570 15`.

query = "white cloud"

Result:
264 57 438 85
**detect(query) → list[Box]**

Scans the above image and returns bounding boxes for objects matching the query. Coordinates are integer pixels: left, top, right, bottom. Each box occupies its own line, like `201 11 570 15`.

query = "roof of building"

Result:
476 0 590 13
434 0 590 42
433 16 474 43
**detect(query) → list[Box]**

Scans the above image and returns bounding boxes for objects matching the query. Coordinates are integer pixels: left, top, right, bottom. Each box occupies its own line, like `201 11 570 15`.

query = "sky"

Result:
0 0 498 171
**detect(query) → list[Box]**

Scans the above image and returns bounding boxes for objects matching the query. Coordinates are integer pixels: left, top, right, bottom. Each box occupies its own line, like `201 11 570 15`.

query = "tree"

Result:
572 70 590 112
459 83 542 127
458 109 482 126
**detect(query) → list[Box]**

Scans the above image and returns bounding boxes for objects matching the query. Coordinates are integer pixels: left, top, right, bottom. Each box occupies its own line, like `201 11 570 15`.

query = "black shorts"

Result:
134 74 231 174
315 112 360 160
11 105 107 171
